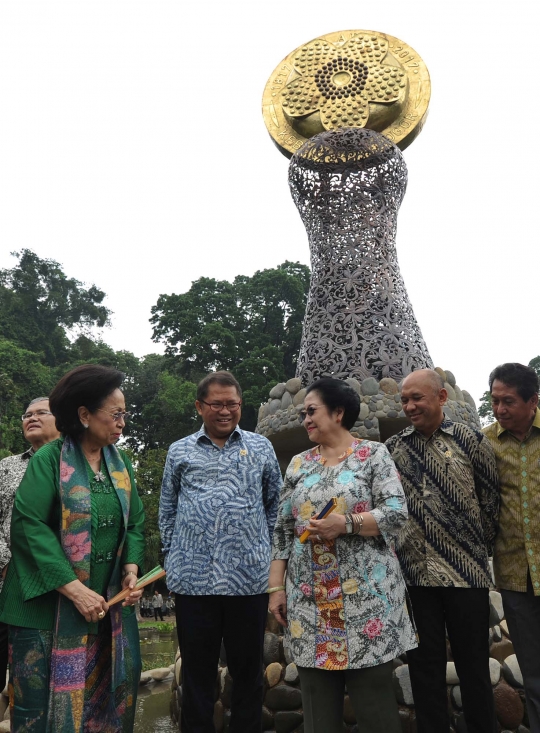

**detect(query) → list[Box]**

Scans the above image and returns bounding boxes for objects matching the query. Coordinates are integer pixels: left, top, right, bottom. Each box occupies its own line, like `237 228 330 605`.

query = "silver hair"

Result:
27 397 49 407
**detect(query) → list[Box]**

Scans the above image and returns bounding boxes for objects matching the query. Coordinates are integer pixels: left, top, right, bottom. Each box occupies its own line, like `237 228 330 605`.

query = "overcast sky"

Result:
0 0 537 405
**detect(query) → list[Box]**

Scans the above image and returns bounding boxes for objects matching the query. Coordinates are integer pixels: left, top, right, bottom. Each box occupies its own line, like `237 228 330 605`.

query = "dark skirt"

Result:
8 613 141 733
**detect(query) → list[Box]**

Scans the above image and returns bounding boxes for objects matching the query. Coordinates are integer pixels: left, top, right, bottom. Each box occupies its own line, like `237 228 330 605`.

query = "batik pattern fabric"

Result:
0 448 33 589
386 419 499 588
484 410 540 595
47 437 133 733
272 440 417 670
8 613 140 733
159 425 282 595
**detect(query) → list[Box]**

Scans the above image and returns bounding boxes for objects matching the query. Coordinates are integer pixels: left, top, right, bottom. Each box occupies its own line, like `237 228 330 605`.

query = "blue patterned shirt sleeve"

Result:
261 445 282 544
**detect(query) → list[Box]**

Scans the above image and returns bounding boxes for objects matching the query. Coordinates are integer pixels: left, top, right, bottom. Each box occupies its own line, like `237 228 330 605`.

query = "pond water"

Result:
134 628 178 733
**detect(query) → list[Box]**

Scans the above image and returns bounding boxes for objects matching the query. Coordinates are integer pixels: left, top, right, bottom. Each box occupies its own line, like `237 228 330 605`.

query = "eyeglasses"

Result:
299 406 322 423
21 410 53 421
96 409 132 422
200 400 242 413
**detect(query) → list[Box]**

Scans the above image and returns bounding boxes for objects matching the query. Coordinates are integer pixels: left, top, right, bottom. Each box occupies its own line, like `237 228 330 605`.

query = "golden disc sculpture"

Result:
262 30 430 157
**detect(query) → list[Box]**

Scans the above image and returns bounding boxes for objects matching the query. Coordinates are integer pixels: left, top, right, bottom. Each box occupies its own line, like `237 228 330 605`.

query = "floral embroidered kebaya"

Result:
272 440 417 670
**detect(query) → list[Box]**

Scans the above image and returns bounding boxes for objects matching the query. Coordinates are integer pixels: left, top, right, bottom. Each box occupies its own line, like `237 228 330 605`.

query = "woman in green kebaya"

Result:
0 364 145 732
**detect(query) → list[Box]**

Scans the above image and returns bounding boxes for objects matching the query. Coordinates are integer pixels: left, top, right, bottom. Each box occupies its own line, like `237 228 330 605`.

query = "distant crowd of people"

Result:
0 362 539 733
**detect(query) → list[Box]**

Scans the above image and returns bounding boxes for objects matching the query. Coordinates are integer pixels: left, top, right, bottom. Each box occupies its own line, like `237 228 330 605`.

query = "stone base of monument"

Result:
256 368 480 471
168 591 530 732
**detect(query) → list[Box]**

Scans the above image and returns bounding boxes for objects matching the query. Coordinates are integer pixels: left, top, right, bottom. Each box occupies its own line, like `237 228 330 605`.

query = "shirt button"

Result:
522 486 528 493
522 456 527 462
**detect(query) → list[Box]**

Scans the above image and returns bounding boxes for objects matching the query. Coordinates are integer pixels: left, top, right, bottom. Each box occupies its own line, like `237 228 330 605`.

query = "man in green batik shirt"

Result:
484 362 540 732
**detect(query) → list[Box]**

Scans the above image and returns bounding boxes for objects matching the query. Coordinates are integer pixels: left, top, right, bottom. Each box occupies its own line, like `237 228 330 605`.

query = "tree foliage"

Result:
0 250 110 366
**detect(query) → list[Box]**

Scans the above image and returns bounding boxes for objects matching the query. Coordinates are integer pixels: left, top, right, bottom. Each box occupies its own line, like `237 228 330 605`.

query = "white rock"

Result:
503 654 524 688
394 664 414 705
139 672 153 686
0 720 9 732
489 590 504 626
446 662 460 684
451 685 462 710
489 658 501 686
148 667 172 681
284 662 299 684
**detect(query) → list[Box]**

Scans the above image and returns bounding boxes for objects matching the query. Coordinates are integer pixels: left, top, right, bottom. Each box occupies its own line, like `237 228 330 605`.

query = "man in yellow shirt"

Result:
484 362 540 732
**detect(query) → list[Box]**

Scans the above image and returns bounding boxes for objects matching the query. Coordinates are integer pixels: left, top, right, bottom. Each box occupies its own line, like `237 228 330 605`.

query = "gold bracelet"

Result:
267 585 285 594
352 513 364 535
123 571 137 579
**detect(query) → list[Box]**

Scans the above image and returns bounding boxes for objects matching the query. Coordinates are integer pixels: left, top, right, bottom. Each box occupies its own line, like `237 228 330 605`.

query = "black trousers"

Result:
175 593 268 733
298 661 401 733
154 607 163 621
407 586 496 733
501 574 540 733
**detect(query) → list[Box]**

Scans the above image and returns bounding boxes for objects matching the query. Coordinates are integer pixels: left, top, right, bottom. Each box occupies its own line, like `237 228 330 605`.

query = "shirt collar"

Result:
400 416 454 440
21 447 35 460
195 424 242 445
494 407 540 439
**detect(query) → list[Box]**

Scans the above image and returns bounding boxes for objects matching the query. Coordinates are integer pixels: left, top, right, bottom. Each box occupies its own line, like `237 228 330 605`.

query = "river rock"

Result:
268 399 282 415
434 367 447 381
270 383 286 399
264 633 280 665
214 700 224 733
283 638 294 665
454 385 464 402
445 370 456 387
490 657 502 685
284 663 299 684
446 662 460 684
262 706 274 729
451 685 462 710
362 377 379 396
281 391 293 409
266 662 282 688
285 378 302 395
393 664 414 705
346 377 362 394
503 654 524 688
379 377 399 395
359 403 369 420
462 390 476 409
149 667 172 681
275 710 303 732
293 388 307 406
445 383 457 401
265 684 303 710
489 590 504 626
493 680 524 729
139 672 153 686
221 671 233 708
343 695 356 724
490 638 515 663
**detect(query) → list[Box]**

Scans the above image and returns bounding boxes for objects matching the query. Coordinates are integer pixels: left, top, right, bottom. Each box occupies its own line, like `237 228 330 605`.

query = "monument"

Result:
256 30 480 467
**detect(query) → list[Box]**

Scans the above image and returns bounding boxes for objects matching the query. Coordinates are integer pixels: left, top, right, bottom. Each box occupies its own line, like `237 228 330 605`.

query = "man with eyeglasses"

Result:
159 370 282 733
0 397 60 688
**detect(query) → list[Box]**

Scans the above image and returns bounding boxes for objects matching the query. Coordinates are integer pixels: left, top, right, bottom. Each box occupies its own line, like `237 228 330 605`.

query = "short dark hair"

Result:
49 364 124 438
489 363 539 402
196 371 242 402
306 377 360 430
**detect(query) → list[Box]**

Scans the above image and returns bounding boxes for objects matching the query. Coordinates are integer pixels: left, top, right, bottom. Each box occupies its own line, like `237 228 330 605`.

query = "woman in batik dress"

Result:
269 378 416 733
0 365 145 733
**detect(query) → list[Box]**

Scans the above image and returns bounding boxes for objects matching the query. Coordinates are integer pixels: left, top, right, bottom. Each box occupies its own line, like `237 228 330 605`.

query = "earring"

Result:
82 423 89 429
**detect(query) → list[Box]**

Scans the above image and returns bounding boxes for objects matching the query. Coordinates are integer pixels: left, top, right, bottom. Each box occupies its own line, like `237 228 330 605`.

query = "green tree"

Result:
132 448 168 572
0 339 56 455
150 261 310 430
0 250 111 366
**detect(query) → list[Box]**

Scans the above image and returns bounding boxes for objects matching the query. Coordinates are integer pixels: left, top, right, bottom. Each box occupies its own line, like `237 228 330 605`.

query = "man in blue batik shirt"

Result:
159 370 282 733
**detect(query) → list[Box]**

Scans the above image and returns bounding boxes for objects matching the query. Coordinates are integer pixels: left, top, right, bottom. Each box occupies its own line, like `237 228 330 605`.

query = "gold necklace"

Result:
316 439 360 466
